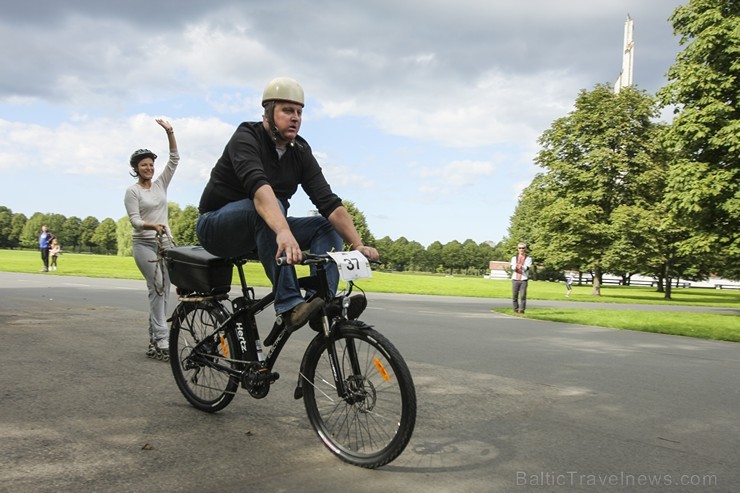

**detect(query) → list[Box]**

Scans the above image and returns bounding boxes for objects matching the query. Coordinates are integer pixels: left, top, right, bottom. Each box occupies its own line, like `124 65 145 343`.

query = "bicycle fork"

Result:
330 335 368 404
295 326 367 404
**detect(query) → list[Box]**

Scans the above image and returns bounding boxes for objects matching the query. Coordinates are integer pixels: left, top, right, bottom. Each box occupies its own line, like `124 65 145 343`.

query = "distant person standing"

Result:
124 119 179 361
38 225 55 272
49 239 61 271
510 243 532 314
565 272 574 298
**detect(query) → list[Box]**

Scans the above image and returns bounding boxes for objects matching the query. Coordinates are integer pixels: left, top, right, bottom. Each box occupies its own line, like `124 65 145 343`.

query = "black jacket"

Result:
199 122 342 217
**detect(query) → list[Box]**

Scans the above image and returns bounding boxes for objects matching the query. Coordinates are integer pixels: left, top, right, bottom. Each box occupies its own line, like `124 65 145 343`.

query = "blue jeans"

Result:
196 199 343 314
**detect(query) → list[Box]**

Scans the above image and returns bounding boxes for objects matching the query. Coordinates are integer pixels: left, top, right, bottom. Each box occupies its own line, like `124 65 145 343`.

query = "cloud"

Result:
334 69 580 149
0 115 234 181
413 159 495 194
311 150 375 190
2 1 680 111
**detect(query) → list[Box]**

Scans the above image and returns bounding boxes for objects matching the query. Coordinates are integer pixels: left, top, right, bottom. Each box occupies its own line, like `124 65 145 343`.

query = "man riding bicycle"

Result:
196 77 378 332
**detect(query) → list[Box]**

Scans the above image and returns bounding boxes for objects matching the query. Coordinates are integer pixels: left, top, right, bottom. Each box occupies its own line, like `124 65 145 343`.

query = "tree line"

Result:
0 208 116 254
0 202 508 276
0 204 205 256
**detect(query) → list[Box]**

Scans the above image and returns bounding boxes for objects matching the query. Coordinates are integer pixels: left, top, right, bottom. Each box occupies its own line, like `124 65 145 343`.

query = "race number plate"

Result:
327 250 372 281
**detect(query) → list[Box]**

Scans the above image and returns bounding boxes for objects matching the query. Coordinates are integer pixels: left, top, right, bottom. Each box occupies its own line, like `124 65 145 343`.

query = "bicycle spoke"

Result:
300 370 337 402
170 301 239 412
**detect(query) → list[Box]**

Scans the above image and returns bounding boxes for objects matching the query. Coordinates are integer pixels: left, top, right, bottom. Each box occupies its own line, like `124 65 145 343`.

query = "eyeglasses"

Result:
518 247 526 250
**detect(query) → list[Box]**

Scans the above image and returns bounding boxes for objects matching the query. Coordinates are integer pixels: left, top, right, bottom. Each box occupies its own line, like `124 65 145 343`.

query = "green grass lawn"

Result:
495 308 740 343
0 249 275 285
358 272 740 307
2 249 738 342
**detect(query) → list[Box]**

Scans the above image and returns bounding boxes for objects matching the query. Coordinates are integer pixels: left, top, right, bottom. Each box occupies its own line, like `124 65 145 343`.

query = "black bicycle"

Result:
163 246 416 469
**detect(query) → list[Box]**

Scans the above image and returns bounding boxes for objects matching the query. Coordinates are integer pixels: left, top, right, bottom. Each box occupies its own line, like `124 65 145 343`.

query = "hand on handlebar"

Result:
353 245 379 261
275 230 302 265
277 250 383 266
276 251 313 266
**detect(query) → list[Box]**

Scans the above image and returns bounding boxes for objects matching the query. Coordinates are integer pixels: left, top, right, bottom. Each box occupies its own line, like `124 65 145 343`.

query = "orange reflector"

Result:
373 357 391 381
220 335 229 357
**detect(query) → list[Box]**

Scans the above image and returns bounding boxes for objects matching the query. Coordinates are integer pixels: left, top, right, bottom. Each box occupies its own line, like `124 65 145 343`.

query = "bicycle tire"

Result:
301 323 416 468
169 300 239 412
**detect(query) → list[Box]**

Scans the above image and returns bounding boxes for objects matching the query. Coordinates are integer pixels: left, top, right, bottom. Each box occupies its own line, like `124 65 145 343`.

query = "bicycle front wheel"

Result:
301 324 416 468
169 300 239 412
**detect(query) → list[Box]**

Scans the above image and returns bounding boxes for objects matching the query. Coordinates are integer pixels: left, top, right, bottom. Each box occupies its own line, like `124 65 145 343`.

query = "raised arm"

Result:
156 118 177 152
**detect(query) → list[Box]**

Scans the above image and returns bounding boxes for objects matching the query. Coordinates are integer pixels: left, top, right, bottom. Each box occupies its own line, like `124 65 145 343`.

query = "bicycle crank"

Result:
241 363 279 399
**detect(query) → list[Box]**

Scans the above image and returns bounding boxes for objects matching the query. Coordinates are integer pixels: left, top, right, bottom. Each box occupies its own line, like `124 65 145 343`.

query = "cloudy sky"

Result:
1 0 685 247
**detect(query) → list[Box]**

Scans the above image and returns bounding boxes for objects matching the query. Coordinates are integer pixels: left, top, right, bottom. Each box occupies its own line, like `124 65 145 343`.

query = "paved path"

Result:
1 272 738 492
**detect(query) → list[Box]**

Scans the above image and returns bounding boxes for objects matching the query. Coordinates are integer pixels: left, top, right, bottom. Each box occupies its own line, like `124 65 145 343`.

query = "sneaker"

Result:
281 298 325 333
309 295 367 332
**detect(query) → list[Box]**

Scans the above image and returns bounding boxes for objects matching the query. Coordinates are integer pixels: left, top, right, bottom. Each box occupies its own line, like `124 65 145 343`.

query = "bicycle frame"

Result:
174 255 359 400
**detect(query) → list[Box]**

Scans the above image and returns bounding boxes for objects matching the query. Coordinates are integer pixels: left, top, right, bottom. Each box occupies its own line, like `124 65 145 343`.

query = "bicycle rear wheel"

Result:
169 300 239 412
301 324 416 468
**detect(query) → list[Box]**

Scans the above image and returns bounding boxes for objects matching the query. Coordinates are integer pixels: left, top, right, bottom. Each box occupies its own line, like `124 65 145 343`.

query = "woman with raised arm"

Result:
124 118 179 361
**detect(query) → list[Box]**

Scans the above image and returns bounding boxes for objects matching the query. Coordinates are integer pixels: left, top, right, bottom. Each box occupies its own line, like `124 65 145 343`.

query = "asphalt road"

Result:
1 272 738 492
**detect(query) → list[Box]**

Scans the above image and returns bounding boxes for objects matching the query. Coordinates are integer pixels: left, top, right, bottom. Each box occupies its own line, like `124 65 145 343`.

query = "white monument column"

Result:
614 15 634 93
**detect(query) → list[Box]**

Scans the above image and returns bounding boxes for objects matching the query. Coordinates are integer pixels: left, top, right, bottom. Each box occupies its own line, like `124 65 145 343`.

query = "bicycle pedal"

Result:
251 369 280 384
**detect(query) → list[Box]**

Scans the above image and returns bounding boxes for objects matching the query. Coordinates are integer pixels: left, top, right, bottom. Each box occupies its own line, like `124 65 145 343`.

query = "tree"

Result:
0 206 12 248
532 84 661 295
342 200 375 248
476 241 497 272
441 240 464 274
375 236 397 270
405 240 427 271
424 241 444 273
460 239 489 275
20 213 45 249
45 213 66 239
171 205 200 246
602 205 654 283
504 174 556 272
659 0 740 279
10 213 27 249
116 217 133 256
91 218 117 253
603 127 716 298
80 216 100 252
168 202 182 230
61 216 82 252
388 236 410 271
487 240 507 262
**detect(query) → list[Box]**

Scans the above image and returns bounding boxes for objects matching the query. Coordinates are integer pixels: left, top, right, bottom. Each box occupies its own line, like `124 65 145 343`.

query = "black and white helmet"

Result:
129 148 157 167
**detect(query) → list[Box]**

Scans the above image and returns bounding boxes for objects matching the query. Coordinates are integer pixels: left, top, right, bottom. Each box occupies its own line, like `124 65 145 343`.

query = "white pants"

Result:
132 239 171 349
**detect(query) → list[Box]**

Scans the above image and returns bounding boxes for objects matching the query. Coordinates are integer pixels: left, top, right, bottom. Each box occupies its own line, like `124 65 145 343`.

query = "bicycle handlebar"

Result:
276 252 381 266
276 252 328 266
